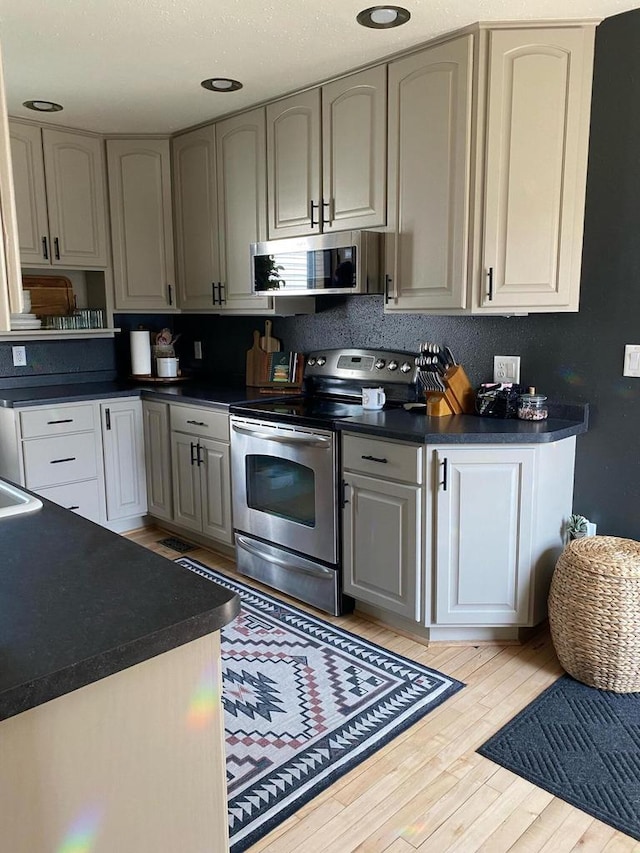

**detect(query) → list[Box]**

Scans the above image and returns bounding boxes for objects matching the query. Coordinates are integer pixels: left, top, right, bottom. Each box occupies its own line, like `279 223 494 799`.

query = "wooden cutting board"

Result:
246 330 264 387
22 275 75 316
260 320 281 353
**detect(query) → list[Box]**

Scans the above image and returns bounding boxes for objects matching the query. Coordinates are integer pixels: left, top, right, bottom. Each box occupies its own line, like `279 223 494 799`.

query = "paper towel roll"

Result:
130 330 151 376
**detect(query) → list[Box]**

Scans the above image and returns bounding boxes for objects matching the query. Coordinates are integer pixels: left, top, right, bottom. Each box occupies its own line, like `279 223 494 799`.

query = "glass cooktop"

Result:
231 396 365 427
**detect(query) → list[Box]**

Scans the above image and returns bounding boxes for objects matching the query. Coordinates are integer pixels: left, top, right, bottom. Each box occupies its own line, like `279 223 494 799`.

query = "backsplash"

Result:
0 338 116 388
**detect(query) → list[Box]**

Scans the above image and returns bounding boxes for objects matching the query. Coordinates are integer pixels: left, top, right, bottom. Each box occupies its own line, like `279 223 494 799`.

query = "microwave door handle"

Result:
232 423 332 449
236 535 335 578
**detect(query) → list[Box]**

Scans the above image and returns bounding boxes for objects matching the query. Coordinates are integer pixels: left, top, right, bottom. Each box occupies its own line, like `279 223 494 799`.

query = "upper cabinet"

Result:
107 138 176 311
385 22 596 315
266 66 387 239
10 122 109 268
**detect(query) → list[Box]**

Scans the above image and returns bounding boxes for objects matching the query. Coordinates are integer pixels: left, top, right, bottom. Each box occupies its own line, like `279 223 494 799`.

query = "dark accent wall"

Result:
0 338 115 387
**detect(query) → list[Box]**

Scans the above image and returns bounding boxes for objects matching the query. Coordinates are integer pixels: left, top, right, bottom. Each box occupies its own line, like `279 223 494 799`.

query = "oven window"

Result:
246 455 316 527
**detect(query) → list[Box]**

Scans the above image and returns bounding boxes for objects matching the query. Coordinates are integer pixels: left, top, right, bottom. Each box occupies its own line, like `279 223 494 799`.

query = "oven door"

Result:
230 417 337 565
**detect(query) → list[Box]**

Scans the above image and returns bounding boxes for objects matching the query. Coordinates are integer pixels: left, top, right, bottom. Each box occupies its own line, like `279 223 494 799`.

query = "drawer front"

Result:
38 479 102 524
20 404 95 439
170 405 229 441
342 434 423 484
23 432 98 488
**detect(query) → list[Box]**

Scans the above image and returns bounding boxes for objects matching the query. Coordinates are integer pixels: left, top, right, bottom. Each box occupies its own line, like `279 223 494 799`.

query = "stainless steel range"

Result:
229 348 420 615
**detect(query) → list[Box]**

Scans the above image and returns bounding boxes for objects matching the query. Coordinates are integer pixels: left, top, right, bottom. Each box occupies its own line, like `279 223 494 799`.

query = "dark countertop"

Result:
0 494 239 721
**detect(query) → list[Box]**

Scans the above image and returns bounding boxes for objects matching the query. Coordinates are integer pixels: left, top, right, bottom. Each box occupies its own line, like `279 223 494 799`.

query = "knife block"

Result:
424 365 475 416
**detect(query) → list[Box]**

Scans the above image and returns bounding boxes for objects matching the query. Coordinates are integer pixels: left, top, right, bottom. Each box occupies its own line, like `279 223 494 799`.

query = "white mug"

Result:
362 387 386 410
156 356 179 378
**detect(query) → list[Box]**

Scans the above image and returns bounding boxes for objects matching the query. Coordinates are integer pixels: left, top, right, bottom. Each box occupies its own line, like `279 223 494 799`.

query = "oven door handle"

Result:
232 423 332 449
236 535 335 578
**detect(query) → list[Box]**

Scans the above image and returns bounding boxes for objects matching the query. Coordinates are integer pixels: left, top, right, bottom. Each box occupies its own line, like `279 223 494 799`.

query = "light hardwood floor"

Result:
128 527 640 853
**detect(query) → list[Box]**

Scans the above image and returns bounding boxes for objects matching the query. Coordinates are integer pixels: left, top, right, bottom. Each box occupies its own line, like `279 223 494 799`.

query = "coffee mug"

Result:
362 387 386 410
157 356 179 378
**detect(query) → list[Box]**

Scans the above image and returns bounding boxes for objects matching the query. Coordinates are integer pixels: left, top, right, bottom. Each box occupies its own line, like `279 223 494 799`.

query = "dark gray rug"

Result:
478 675 640 840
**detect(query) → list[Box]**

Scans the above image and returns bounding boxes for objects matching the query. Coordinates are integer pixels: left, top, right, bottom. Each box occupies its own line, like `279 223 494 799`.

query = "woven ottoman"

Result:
548 535 640 692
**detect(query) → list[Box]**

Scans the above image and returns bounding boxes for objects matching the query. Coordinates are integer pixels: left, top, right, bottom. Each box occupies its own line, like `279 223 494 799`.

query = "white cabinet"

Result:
342 433 423 621
107 138 176 311
100 399 147 522
142 400 173 521
9 121 109 268
266 66 387 239
170 404 232 545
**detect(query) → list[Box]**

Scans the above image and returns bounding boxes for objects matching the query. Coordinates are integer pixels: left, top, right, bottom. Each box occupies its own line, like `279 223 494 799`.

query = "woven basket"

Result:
548 536 640 692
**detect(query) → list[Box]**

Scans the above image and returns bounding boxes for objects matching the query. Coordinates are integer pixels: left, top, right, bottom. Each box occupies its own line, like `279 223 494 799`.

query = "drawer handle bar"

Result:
50 457 76 464
67 505 80 510
232 423 332 448
47 419 74 425
361 454 388 464
186 420 208 427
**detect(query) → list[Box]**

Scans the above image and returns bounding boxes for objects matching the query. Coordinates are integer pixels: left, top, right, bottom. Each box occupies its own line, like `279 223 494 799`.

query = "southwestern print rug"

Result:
176 557 464 852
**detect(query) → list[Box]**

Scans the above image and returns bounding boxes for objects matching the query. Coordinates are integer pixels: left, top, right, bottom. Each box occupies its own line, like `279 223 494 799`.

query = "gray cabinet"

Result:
107 138 176 311
100 399 147 522
142 400 172 521
9 122 109 268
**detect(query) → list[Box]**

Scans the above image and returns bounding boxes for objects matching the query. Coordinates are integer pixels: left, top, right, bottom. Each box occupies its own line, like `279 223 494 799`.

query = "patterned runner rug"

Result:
176 557 464 852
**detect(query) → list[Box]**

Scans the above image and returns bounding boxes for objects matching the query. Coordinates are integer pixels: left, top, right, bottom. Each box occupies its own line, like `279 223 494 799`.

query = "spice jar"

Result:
518 387 548 420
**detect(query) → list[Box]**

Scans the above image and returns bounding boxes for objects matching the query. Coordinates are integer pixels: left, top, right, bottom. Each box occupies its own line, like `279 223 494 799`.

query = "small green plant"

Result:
566 513 588 541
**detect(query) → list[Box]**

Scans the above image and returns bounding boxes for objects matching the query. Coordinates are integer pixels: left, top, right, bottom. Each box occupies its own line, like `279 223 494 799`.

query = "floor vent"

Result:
158 536 196 553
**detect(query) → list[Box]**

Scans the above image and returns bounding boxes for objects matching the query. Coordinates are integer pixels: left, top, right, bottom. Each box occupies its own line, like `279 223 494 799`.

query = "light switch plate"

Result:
623 344 640 377
493 355 521 384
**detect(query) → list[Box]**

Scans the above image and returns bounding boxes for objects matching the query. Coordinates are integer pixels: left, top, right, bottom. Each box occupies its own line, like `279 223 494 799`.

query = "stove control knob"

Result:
400 361 412 373
375 358 386 370
307 356 317 366
387 360 398 371
316 356 326 366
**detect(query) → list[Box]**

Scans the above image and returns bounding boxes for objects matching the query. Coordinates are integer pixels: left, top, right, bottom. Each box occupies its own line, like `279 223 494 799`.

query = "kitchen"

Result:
0 1 639 850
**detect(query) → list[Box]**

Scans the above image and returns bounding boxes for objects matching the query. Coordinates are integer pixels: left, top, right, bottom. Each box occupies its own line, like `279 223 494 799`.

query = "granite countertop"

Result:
0 494 239 721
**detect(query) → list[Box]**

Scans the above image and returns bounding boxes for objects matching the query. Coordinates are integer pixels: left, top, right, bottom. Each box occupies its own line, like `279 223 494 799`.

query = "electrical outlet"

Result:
194 340 203 360
12 346 27 367
623 344 640 377
493 355 521 384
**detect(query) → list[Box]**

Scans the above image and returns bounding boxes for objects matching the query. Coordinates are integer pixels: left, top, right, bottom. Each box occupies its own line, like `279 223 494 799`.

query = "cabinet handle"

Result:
487 267 494 301
211 282 218 305
67 505 80 511
54 237 60 260
196 443 203 466
340 480 350 508
322 198 331 227
441 457 448 491
384 275 392 305
190 442 197 466
105 408 111 431
218 282 226 304
309 199 319 228
50 457 76 464
42 236 49 260
361 454 388 464
47 418 73 425
167 284 173 306
186 419 207 427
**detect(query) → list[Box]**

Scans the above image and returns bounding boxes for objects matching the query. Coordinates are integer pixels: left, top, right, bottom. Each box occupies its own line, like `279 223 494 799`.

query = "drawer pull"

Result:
67 505 80 511
105 408 111 431
186 420 208 427
50 457 76 464
190 442 197 466
361 454 388 464
441 457 448 491
47 419 74 425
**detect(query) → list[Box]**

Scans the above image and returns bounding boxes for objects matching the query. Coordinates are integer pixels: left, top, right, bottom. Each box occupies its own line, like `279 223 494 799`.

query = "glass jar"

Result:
518 387 548 420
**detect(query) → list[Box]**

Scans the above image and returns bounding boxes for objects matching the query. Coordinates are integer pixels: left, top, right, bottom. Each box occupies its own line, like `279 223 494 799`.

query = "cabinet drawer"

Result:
342 434 423 484
20 405 95 438
23 432 98 488
38 479 102 524
170 405 229 441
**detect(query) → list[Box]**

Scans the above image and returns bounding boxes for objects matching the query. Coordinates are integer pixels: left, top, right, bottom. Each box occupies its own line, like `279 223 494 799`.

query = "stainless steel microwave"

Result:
250 231 383 296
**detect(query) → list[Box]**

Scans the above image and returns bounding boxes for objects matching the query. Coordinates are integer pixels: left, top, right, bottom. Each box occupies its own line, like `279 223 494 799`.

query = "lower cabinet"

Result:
169 404 232 546
342 434 423 621
100 400 147 522
142 400 173 521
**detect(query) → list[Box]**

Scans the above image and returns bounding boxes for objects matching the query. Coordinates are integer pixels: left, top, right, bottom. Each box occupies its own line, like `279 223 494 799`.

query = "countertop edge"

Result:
336 419 588 443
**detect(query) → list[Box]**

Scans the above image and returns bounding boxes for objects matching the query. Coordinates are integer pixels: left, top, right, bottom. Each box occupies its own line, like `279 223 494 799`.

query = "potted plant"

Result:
566 513 588 542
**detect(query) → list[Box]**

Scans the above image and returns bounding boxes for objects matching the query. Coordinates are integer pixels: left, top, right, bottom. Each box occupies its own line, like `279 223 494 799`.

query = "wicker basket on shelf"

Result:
548 535 640 692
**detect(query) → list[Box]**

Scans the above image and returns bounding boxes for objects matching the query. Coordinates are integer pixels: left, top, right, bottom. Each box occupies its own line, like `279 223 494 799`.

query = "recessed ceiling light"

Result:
356 5 411 29
201 78 243 93
23 100 63 112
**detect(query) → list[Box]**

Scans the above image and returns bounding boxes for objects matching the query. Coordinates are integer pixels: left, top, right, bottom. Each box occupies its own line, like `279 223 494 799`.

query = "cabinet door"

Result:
198 437 232 544
343 473 421 621
8 122 50 266
266 90 321 238
479 27 595 311
107 139 176 310
170 431 202 532
101 400 147 521
322 66 387 232
386 36 473 312
216 108 271 312
433 446 535 625
172 125 220 310
41 129 108 267
142 401 172 521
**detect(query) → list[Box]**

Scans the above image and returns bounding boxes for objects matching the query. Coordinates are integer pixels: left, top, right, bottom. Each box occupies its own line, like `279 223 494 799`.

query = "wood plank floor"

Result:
128 527 640 853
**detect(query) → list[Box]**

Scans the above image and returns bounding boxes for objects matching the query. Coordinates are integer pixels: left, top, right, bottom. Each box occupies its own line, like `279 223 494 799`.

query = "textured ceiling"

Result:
0 0 638 134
